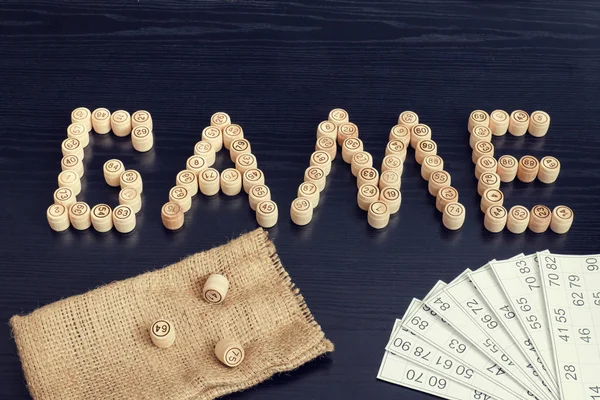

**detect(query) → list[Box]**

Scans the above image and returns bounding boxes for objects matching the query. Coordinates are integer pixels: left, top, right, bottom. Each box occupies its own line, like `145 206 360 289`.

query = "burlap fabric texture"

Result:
10 228 334 399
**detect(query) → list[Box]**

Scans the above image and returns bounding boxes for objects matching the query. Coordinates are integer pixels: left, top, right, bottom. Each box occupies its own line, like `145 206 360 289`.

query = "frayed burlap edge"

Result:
198 229 334 399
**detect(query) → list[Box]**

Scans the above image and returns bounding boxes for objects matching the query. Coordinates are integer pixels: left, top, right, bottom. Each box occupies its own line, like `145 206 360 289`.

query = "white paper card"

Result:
378 320 490 399
387 304 512 399
469 263 559 398
403 295 534 400
425 270 545 400
538 253 600 400
490 252 557 386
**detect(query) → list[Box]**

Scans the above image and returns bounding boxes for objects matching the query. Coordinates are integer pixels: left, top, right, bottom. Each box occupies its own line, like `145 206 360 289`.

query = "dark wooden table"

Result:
1 1 599 398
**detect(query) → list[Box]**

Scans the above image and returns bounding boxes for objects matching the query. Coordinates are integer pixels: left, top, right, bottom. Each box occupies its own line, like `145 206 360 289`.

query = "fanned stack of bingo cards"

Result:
377 252 600 400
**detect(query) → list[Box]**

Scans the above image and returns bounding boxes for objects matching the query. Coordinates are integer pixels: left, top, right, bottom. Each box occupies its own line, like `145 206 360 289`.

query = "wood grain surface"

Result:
1 1 600 398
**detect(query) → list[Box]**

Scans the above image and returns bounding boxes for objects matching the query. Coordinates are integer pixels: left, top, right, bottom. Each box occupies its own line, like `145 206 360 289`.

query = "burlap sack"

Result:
10 228 333 400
